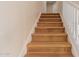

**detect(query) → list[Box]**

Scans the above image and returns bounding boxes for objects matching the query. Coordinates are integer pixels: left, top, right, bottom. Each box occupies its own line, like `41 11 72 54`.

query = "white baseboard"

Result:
18 12 41 57
60 12 79 57
69 37 79 57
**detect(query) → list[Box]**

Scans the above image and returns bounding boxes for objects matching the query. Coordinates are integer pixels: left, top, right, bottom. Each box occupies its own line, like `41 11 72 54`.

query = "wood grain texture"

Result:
25 13 73 57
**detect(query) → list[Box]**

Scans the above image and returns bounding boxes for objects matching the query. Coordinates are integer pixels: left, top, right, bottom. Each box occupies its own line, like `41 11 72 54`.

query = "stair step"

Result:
39 18 61 22
35 27 65 33
28 42 71 53
37 22 63 27
33 33 67 36
32 33 67 42
37 22 63 24
28 42 71 48
41 13 60 15
40 15 60 18
27 52 72 57
39 18 61 20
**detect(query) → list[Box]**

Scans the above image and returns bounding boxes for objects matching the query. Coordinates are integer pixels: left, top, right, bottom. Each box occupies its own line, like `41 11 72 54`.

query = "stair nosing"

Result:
41 15 60 16
37 22 63 24
28 42 71 47
36 27 65 29
33 33 67 36
39 18 61 19
28 51 71 53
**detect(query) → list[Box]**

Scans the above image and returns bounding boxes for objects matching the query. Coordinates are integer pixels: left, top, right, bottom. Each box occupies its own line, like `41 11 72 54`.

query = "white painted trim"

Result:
60 12 78 57
18 12 41 57
67 2 79 10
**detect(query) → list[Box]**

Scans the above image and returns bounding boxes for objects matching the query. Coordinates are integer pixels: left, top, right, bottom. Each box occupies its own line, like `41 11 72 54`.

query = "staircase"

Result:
25 13 73 57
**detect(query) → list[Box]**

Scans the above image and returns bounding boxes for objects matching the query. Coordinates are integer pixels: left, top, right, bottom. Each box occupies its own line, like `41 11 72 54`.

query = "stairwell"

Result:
25 13 73 57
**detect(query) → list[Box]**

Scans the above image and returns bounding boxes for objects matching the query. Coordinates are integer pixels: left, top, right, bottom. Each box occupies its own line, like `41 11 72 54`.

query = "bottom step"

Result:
26 52 73 57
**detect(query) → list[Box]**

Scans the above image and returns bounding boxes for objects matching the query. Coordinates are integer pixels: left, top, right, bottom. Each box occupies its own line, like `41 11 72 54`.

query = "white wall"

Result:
53 1 62 13
46 1 62 13
47 3 53 13
42 1 47 13
61 1 79 56
0 1 45 57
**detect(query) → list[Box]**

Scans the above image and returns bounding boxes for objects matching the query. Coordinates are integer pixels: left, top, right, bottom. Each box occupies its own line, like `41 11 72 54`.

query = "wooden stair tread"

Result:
41 15 60 17
40 15 60 18
33 33 67 36
27 52 72 55
27 53 73 57
39 18 61 20
39 20 61 22
35 27 65 33
39 20 62 22
37 26 64 28
37 22 62 24
28 42 71 47
28 51 71 54
36 27 65 29
39 18 61 19
41 15 60 16
37 26 63 27
39 21 62 22
37 23 63 27
41 13 60 15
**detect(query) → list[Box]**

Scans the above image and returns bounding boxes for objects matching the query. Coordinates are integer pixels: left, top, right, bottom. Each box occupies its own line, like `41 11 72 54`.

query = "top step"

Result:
41 13 60 15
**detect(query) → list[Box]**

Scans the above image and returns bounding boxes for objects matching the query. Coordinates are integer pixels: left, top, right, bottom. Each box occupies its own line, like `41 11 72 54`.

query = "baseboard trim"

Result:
60 12 78 57
18 12 41 57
